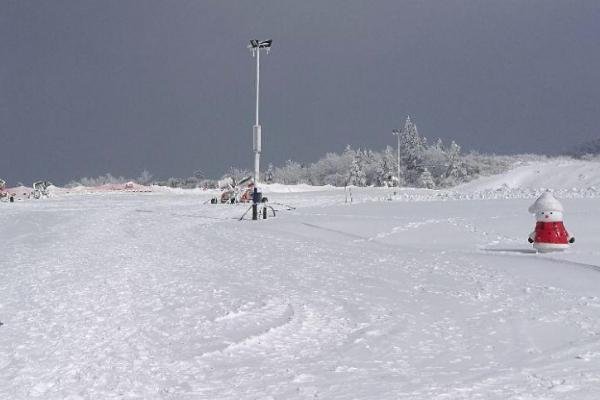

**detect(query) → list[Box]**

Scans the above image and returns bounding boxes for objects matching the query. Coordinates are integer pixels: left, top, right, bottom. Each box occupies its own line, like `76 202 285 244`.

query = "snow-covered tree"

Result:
348 149 367 186
567 138 600 158
341 145 357 164
418 168 435 189
422 138 447 182
307 149 356 186
208 120 513 189
69 173 127 187
136 170 154 185
399 116 426 169
166 177 182 188
442 141 467 186
273 160 308 184
381 145 400 186
265 163 274 183
398 116 427 185
224 167 253 183
362 149 379 186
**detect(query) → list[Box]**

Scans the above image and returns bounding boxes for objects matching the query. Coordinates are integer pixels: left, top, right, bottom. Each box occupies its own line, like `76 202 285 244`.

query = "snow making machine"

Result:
211 176 257 204
208 175 294 220
32 180 52 199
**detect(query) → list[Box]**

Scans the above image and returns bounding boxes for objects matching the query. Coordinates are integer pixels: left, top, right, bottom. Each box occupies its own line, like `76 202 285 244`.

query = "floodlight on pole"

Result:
248 39 272 185
392 128 401 186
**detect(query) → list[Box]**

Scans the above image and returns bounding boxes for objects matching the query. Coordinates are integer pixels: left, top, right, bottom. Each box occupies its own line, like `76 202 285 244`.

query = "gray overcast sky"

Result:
1 1 599 184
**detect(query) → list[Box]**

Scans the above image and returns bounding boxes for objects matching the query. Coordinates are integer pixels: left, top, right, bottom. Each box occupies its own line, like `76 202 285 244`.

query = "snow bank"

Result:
456 158 600 193
60 182 154 194
262 158 600 202
260 183 336 193
6 158 600 205
3 185 32 200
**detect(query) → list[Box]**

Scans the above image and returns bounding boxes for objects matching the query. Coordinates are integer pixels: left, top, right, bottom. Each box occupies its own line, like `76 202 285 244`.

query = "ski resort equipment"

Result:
211 176 259 204
528 191 575 252
252 187 260 220
32 180 52 199
345 186 353 203
239 187 276 221
217 177 235 190
392 128 401 186
248 39 272 184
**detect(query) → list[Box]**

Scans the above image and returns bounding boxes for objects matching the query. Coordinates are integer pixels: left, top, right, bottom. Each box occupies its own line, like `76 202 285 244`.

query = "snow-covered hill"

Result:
1 160 600 399
456 158 600 193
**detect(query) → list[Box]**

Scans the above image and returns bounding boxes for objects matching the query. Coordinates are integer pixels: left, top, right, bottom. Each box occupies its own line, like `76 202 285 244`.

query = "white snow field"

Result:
1 160 600 399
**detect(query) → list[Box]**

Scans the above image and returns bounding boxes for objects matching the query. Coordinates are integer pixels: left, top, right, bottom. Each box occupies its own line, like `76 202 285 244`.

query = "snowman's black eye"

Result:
550 212 553 214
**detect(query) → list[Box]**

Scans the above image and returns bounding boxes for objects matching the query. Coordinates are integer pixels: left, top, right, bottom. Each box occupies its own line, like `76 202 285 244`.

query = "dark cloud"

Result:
1 0 599 184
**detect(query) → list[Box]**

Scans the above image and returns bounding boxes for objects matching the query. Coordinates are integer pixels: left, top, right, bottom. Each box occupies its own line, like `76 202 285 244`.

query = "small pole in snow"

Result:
252 187 259 220
344 186 353 204
392 128 401 186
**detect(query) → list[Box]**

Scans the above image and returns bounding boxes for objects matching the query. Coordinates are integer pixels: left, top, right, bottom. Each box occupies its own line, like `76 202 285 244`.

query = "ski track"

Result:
1 192 600 399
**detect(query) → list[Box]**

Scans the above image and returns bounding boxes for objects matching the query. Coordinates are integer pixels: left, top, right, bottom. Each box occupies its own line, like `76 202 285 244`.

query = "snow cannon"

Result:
235 176 255 203
212 176 256 204
528 191 574 252
236 176 254 188
217 177 235 190
212 177 236 204
32 180 52 199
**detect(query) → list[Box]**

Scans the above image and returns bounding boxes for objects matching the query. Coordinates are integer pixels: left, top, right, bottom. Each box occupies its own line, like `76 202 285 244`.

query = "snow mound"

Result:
6 185 32 194
260 183 335 193
64 182 154 194
456 158 600 193
4 185 32 200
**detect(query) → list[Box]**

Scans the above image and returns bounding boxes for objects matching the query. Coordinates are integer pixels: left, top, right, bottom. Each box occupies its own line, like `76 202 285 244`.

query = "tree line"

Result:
69 117 516 189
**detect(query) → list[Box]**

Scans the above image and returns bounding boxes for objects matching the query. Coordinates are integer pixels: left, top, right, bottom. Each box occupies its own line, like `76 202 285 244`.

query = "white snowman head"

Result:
535 209 563 222
528 191 564 222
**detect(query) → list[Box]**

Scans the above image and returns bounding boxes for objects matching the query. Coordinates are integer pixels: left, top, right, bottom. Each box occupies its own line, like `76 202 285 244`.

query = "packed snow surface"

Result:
2 160 600 399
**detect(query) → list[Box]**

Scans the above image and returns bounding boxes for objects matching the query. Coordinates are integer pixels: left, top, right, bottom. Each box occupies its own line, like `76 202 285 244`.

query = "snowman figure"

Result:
528 191 575 252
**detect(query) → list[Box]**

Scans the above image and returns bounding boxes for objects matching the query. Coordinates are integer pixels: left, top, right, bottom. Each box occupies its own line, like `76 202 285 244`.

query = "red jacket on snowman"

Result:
528 191 574 252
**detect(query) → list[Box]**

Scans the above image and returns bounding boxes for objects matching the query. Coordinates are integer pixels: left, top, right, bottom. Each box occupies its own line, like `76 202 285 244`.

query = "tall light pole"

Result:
248 39 272 185
392 128 401 186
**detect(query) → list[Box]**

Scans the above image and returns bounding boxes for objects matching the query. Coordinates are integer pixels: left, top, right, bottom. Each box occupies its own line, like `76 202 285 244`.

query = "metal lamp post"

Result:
392 128 401 186
248 39 272 185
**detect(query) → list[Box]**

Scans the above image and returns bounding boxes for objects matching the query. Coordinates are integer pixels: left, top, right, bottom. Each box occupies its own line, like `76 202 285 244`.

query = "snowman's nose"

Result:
545 215 549 218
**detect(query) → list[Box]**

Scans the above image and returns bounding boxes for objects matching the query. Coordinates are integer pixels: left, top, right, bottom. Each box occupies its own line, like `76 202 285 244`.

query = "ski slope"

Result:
455 158 600 194
1 160 600 399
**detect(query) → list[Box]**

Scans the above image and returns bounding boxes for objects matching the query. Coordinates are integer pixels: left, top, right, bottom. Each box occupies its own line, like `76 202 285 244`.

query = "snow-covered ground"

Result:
1 160 600 399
